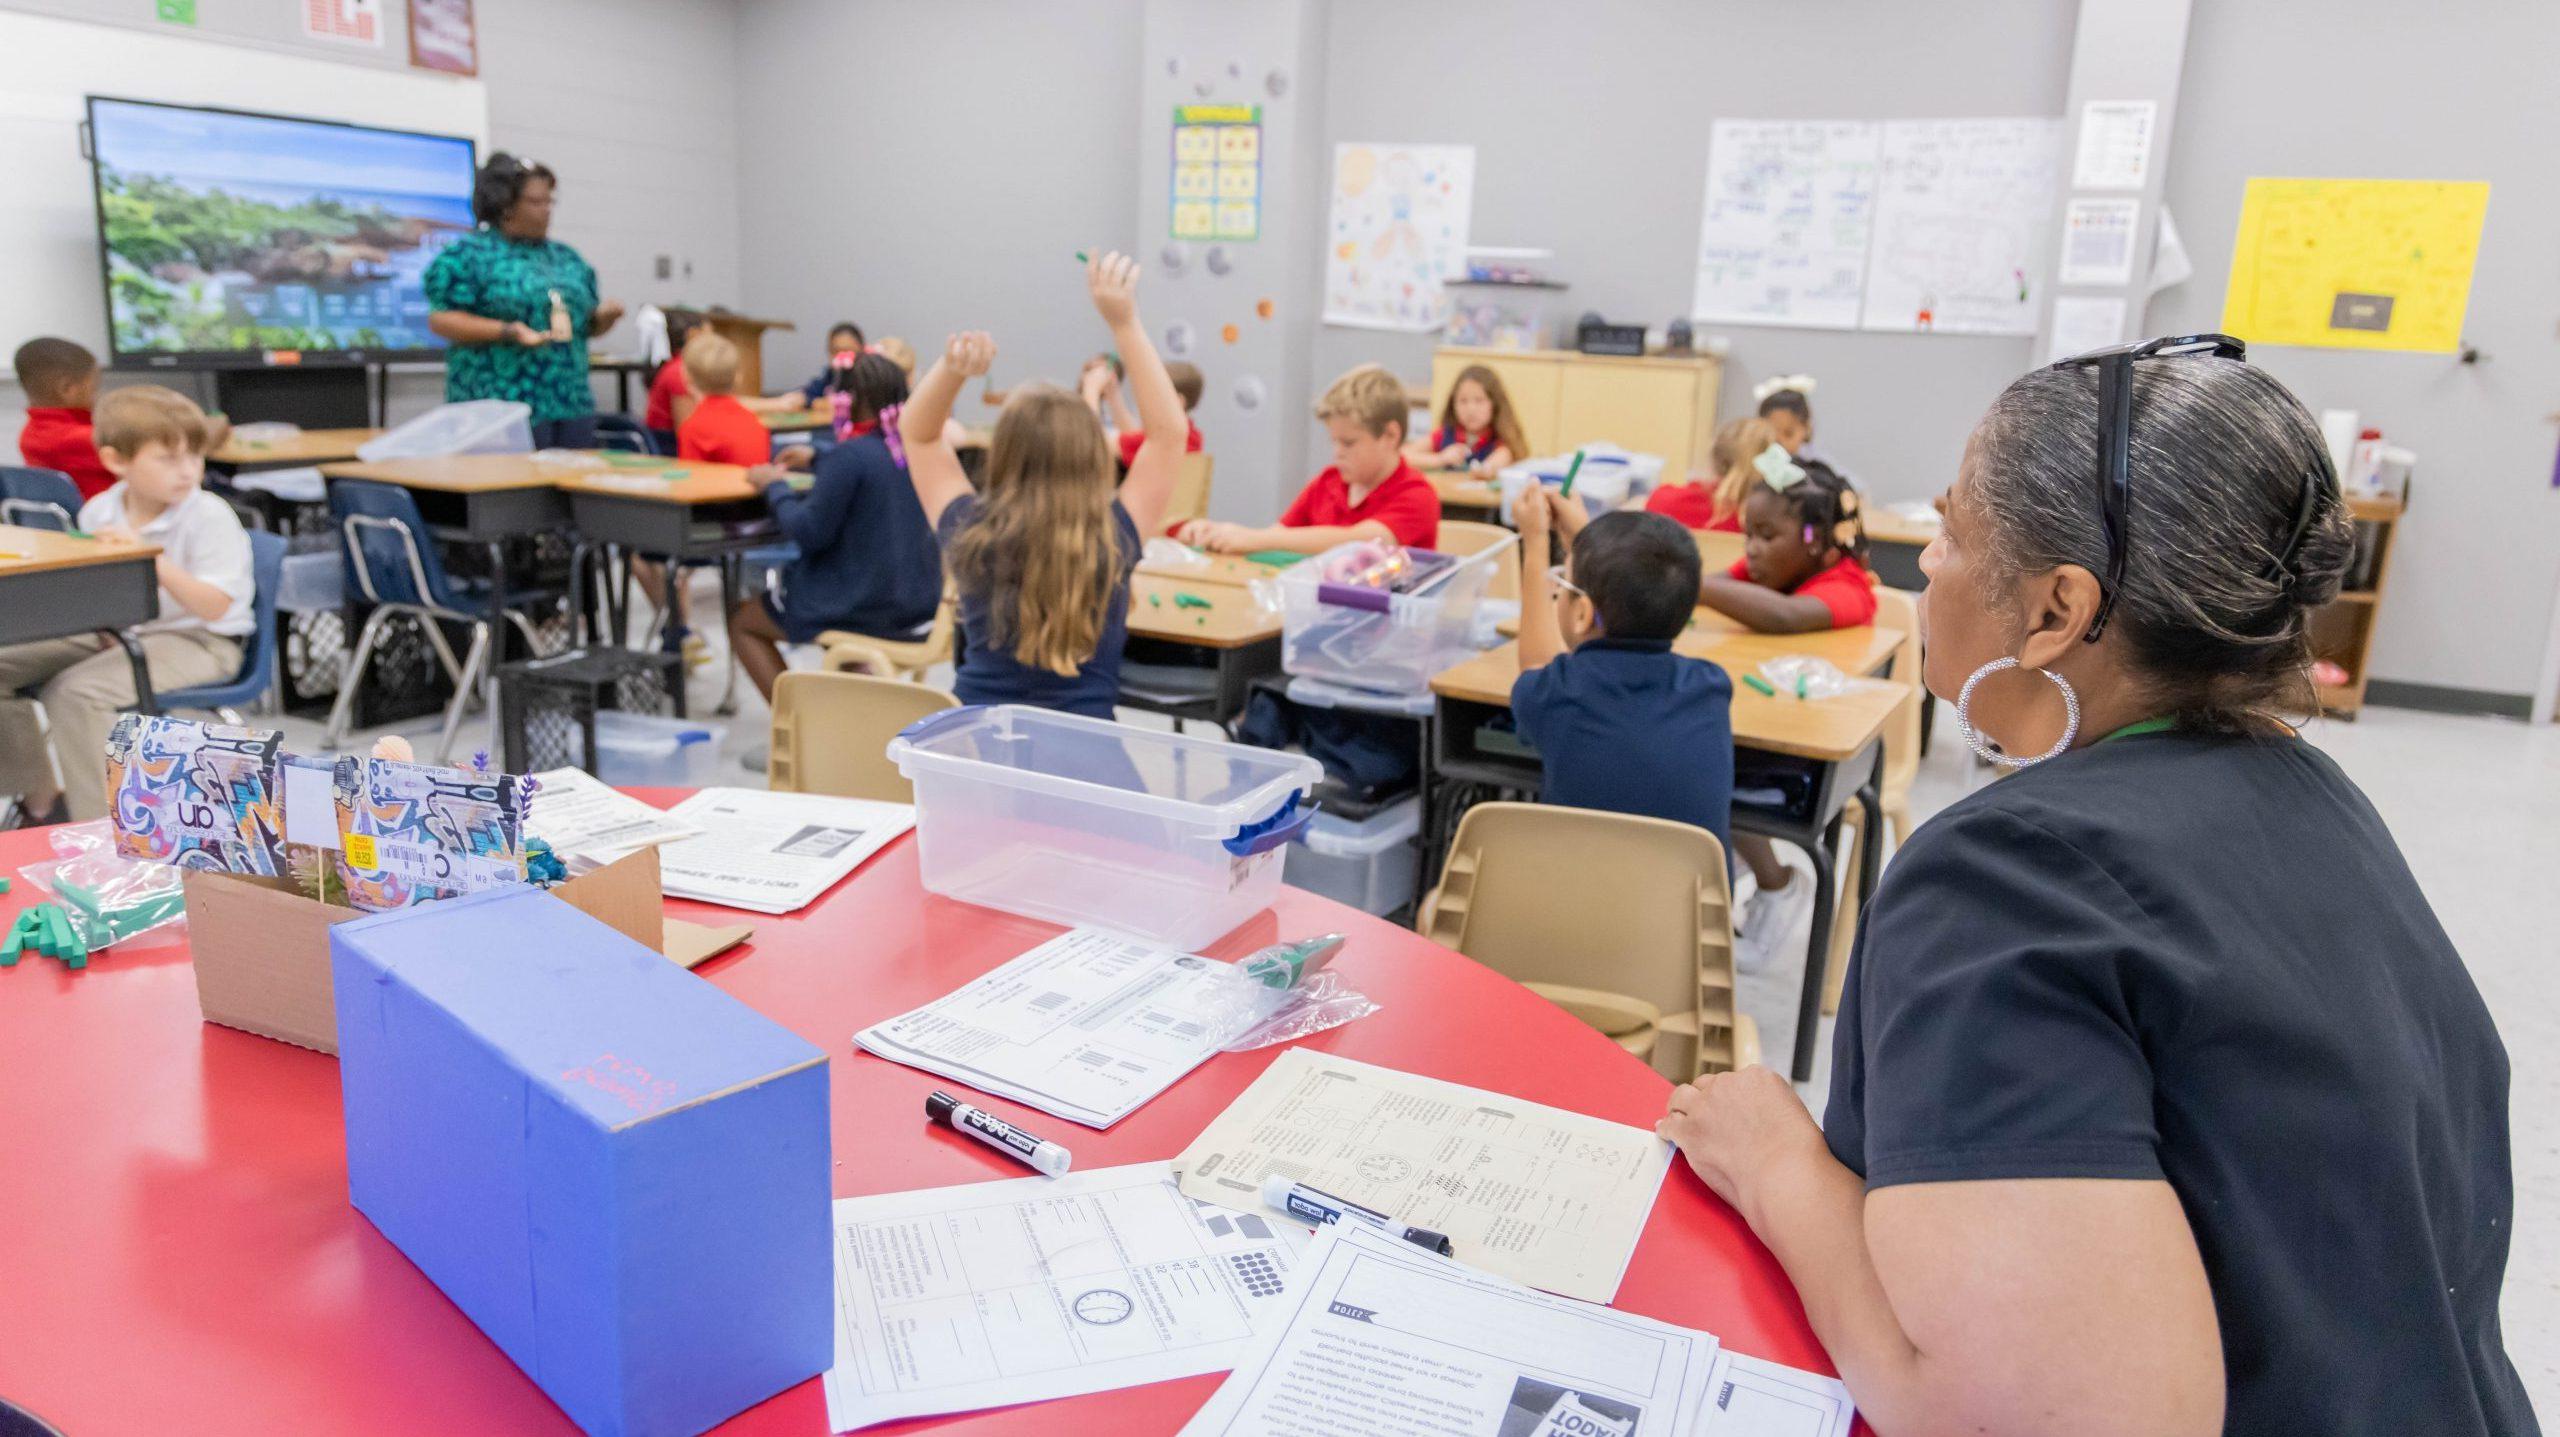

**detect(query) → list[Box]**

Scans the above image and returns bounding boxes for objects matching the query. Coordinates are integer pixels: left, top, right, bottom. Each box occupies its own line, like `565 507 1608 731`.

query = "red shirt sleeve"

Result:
1728 558 1752 582
1115 430 1143 466
19 413 118 501
1796 557 1879 628
1372 475 1440 549
1279 474 1329 529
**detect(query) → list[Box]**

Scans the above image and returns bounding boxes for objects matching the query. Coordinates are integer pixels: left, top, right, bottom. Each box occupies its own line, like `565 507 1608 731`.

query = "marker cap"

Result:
925 1091 959 1124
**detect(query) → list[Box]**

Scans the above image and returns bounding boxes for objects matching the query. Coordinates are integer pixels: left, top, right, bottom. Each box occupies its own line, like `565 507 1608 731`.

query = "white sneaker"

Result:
1735 865 1815 974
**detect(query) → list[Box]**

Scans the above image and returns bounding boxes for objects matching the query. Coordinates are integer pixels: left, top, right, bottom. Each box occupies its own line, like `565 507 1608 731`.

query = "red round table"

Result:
0 791 1836 1434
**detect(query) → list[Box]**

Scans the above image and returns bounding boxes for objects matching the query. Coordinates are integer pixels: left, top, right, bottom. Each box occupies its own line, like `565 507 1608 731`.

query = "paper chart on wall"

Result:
2059 196 2141 286
1860 117 2064 335
2072 99 2157 190
1322 143 1475 331
2219 177 2490 353
1690 119 1882 330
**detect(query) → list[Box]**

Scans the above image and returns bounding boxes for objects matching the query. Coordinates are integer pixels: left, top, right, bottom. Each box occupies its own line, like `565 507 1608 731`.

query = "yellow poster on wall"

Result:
2220 178 2490 353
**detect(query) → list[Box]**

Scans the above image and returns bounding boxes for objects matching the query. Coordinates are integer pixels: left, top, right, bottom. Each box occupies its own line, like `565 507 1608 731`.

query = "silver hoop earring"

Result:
1955 657 2080 767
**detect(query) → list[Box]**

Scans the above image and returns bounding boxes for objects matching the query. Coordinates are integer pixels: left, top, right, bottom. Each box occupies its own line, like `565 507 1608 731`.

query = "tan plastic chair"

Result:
1420 802 1756 1080
817 584 957 682
1157 452 1216 535
1821 585 1924 1014
1437 518 1521 602
767 670 957 802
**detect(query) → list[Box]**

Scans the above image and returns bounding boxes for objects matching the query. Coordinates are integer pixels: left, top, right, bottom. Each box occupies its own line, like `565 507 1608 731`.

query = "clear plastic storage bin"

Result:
1280 541 1506 697
356 400 533 463
1283 797 1422 917
888 705 1322 949
572 710 725 788
1494 444 1665 519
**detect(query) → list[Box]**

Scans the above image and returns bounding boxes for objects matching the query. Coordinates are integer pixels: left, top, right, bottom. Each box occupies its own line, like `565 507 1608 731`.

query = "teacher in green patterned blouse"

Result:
424 152 626 448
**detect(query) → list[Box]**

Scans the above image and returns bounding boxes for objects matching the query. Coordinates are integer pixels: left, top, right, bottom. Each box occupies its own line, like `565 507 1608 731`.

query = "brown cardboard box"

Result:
184 846 751 1055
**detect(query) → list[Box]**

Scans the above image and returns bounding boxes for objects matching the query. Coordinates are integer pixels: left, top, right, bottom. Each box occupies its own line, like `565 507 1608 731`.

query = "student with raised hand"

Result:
1657 342 2533 1437
903 251 1186 718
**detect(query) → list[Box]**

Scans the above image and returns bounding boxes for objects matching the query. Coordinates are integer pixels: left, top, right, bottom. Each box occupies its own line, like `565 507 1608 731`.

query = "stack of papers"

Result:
821 1162 1309 1432
1180 1222 1853 1437
651 788 913 914
854 929 1238 1128
1172 1050 1673 1303
523 767 702 864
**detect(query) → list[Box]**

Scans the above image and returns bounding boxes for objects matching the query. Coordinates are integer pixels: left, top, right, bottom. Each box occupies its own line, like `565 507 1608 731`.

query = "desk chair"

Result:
1159 452 1215 535
1437 520 1520 602
0 466 81 531
817 586 958 681
593 414 658 455
766 670 956 803
322 479 553 763
1420 802 1756 1080
157 532 286 723
1821 585 1923 1015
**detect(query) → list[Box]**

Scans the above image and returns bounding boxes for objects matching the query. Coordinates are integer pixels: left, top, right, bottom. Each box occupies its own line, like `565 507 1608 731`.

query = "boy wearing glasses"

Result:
1511 490 1734 853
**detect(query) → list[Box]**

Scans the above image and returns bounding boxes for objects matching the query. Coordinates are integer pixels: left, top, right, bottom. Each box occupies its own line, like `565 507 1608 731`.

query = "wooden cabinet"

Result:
2311 492 2405 718
1429 346 1723 474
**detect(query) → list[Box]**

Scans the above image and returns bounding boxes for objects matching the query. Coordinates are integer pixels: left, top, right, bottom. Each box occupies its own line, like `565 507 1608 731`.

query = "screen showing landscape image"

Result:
89 97 477 360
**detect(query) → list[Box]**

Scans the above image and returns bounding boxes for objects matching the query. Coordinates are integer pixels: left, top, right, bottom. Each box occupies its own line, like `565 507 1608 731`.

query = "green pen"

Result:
1743 674 1777 697
1557 450 1586 498
1075 250 1090 263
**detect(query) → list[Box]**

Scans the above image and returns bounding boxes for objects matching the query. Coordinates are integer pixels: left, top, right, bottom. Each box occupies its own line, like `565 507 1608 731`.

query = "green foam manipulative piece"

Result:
0 874 12 895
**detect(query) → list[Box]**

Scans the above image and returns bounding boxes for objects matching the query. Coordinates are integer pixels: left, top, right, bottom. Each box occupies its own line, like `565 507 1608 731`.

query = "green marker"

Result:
1743 674 1777 697
1795 673 1808 700
1557 450 1586 498
1075 250 1091 263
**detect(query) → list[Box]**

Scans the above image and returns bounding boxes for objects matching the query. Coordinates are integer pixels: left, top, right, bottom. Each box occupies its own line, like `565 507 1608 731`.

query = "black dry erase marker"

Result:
926 1091 1072 1177
1261 1175 1453 1256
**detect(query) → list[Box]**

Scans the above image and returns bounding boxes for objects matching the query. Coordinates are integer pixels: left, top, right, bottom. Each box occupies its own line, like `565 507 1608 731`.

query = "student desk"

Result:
1431 618 1906 1082
759 404 830 433
1863 508 1938 592
319 455 575 663
552 462 774 668
1124 572 1283 725
588 355 656 414
210 427 383 471
1422 467 1504 516
1135 550 1293 588
0 800 1839 1435
0 523 165 710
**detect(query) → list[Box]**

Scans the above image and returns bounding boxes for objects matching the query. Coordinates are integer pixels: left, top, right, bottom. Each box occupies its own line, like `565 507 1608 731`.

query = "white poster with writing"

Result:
1860 117 2064 335
1691 119 1882 330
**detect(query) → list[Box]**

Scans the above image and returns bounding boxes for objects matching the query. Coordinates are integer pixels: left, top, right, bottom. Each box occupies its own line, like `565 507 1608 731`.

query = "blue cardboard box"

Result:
332 886 830 1436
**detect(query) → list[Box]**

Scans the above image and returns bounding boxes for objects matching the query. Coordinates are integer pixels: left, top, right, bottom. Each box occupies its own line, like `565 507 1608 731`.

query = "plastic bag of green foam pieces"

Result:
15 844 189 955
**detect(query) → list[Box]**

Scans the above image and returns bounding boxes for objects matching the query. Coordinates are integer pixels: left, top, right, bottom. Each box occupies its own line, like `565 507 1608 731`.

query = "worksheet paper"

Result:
1698 1351 1856 1437
523 766 700 863
822 1162 1309 1433
653 788 913 914
854 929 1236 1128
1180 1222 1720 1437
1172 1050 1673 1303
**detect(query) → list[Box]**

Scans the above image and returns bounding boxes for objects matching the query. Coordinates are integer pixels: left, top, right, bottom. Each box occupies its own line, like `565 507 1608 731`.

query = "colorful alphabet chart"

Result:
1172 104 1261 242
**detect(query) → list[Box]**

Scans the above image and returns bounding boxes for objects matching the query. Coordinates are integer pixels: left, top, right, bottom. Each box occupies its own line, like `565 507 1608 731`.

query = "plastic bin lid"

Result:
888 705 1320 830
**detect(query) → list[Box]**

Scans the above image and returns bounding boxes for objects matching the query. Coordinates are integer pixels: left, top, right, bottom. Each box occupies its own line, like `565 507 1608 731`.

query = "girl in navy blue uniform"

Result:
1408 363 1527 474
725 352 940 702
900 252 1187 719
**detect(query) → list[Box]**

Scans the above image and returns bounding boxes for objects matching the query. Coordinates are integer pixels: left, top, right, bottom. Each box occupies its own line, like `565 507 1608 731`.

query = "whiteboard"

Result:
1322 142 1476 332
1690 120 1881 331
1858 117 2063 335
0 9 487 368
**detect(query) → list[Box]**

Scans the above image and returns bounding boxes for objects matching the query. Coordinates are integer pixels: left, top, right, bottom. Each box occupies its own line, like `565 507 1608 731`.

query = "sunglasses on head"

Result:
2046 333 2325 642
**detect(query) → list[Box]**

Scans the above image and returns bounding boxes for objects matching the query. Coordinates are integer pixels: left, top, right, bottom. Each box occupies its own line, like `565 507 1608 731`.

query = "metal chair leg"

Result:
323 606 399 749
434 622 494 765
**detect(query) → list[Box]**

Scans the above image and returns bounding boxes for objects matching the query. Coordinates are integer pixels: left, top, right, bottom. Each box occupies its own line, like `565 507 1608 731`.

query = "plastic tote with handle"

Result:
355 400 534 463
887 705 1321 949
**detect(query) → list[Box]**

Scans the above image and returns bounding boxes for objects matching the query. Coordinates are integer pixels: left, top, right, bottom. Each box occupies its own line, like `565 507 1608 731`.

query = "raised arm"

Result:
902 331 995 530
1513 488 1565 671
1090 251 1185 538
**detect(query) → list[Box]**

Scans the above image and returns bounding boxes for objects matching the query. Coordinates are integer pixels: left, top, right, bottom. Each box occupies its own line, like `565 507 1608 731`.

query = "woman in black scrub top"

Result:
1657 340 2536 1437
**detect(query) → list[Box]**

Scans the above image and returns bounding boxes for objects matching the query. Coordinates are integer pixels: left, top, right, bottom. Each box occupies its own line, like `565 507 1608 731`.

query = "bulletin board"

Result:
1171 103 1261 242
2220 178 2490 353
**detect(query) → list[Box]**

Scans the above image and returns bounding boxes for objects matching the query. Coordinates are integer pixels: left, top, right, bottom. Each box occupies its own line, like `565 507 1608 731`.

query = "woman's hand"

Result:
1657 1065 1828 1216
944 331 998 379
591 299 627 335
506 321 547 347
1086 251 1140 327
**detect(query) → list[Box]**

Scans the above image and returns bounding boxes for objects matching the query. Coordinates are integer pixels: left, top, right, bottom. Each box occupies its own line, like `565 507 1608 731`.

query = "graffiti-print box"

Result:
331 886 829 1436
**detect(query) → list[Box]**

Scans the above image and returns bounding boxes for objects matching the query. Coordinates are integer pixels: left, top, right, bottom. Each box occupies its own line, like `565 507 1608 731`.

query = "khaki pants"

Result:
0 631 242 821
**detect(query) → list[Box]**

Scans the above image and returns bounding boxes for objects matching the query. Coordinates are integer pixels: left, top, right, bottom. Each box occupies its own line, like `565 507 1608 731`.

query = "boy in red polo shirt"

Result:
13 337 117 501
1091 359 1206 466
1176 363 1436 553
675 332 775 468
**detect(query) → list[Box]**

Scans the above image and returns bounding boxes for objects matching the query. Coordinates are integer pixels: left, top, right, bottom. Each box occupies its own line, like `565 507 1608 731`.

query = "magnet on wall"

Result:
1165 57 1181 76
1233 376 1267 412
1255 298 1274 320
1160 243 1191 277
1221 324 1240 345
1192 79 1214 98
1205 246 1233 277
1163 321 1196 356
1266 68 1289 99
1226 61 1242 78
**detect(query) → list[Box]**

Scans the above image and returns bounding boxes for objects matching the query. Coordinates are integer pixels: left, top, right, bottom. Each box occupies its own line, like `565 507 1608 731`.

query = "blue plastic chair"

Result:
594 414 658 455
0 466 81 532
323 479 549 762
159 531 286 722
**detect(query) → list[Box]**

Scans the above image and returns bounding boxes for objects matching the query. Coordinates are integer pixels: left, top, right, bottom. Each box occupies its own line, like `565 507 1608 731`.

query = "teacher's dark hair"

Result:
471 152 558 226
1971 357 2353 733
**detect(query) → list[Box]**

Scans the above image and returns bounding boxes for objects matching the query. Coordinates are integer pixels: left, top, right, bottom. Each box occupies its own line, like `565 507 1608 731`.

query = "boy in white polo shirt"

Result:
0 385 252 823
